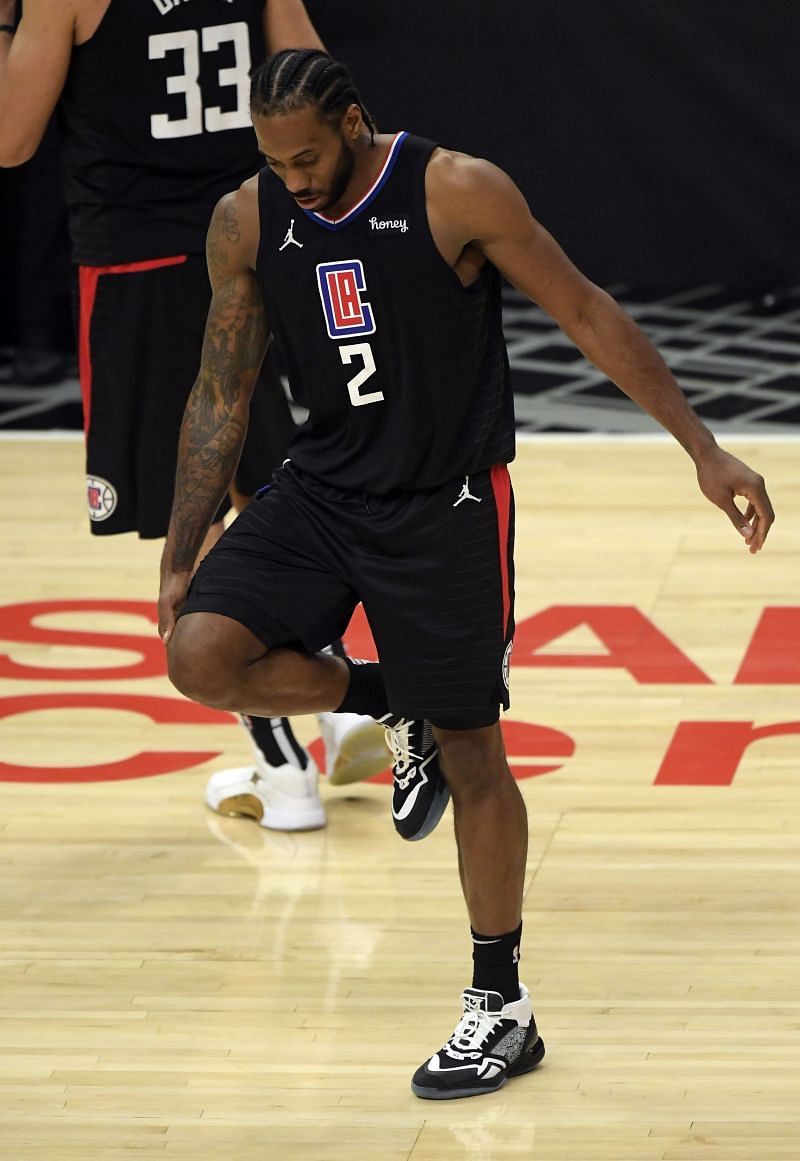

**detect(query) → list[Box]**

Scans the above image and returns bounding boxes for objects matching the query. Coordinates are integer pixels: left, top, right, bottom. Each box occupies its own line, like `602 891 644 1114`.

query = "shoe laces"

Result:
383 719 423 788
443 1008 500 1062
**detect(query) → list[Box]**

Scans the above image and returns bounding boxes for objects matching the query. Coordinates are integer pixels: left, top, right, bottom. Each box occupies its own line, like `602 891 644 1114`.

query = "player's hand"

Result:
694 445 774 553
158 570 192 645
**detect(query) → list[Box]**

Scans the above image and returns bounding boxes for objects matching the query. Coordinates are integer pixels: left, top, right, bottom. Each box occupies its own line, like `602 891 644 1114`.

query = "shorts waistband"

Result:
280 460 502 505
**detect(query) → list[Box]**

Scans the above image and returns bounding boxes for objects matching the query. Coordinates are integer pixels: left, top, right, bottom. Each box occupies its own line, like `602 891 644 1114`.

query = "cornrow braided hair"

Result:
250 49 377 143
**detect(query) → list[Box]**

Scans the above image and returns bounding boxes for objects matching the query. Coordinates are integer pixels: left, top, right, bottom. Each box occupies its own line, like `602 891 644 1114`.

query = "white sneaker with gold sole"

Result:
205 757 325 831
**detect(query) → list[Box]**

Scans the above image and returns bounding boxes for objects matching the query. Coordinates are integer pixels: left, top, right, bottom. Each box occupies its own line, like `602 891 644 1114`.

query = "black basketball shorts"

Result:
181 461 516 729
78 255 295 538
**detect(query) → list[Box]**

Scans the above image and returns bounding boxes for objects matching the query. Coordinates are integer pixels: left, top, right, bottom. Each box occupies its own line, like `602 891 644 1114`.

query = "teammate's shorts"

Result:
180 461 515 729
78 254 295 537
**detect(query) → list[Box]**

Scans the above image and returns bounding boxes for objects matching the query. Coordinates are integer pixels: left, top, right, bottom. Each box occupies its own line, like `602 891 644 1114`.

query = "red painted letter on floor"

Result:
513 606 712 684
0 601 163 681
735 608 800 684
0 693 233 782
655 719 800 785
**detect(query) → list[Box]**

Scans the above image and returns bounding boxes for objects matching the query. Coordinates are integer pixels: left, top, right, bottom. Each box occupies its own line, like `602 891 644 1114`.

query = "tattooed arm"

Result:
158 179 266 642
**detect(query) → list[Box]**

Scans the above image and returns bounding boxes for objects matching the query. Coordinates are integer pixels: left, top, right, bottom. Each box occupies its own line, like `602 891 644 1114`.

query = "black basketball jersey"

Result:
60 0 265 265
256 133 515 494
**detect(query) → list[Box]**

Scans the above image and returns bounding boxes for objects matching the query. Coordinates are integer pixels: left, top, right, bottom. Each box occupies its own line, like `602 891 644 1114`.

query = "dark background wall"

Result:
2 0 796 338
0 168 20 345
308 0 800 293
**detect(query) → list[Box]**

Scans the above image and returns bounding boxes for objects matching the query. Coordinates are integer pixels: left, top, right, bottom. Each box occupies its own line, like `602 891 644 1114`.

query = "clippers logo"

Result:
87 476 118 522
502 641 513 691
316 260 376 339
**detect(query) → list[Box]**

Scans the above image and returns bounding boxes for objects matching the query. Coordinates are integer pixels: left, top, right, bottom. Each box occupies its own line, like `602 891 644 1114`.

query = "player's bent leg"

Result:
168 611 351 718
169 613 342 834
167 611 268 709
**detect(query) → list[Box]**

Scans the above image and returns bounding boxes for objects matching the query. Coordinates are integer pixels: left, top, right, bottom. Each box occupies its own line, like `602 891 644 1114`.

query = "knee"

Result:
167 617 239 709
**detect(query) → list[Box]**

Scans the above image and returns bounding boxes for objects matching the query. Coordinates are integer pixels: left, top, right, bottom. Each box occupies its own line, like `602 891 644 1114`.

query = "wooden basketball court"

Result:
1 433 798 1159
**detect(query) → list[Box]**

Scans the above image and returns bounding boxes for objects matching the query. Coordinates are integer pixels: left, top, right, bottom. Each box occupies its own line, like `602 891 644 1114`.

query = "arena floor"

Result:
1 433 799 1160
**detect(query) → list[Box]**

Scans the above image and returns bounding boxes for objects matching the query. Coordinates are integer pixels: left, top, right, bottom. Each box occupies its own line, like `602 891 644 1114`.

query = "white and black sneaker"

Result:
411 985 545 1100
380 716 450 841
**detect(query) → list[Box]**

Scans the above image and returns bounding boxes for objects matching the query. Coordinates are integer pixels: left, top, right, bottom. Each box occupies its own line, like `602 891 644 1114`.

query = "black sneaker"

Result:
379 716 450 841
411 985 545 1100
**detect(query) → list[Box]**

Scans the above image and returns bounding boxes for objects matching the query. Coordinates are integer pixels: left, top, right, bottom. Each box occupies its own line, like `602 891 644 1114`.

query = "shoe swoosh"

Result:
391 769 427 820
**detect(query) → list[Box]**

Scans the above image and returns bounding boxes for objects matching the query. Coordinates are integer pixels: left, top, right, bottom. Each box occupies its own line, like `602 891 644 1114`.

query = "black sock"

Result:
334 658 390 719
471 922 522 1005
241 714 308 770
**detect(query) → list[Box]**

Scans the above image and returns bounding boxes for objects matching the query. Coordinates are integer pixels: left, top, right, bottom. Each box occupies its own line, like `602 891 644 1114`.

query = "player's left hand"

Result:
694 445 774 553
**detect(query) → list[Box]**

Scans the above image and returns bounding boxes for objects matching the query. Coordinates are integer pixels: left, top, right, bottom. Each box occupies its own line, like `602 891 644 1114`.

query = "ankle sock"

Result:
241 714 309 770
471 921 522 1005
334 658 390 719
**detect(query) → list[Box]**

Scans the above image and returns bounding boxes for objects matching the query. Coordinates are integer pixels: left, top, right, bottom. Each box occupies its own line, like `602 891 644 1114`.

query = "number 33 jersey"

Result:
257 133 515 494
60 0 265 264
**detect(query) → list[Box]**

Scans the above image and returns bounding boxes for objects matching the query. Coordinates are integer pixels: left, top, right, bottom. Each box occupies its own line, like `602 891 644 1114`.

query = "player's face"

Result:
256 106 358 215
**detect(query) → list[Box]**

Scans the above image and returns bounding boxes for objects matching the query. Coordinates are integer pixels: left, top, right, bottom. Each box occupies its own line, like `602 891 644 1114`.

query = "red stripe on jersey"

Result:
78 255 188 436
490 463 512 635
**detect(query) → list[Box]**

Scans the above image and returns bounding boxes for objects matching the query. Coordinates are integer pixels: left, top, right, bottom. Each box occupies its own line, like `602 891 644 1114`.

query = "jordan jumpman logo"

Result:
279 220 303 251
453 475 482 507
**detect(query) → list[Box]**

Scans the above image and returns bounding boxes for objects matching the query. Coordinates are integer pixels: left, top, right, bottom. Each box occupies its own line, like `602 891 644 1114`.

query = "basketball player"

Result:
0 3 390 827
156 49 774 1097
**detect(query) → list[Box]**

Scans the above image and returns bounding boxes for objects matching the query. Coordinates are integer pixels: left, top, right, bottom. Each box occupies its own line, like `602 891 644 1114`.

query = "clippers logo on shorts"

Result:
316 260 376 340
87 476 118 522
502 640 513 691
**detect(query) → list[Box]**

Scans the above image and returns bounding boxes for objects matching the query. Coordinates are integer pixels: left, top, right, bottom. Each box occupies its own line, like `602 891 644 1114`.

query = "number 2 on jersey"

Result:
149 23 251 140
339 344 384 407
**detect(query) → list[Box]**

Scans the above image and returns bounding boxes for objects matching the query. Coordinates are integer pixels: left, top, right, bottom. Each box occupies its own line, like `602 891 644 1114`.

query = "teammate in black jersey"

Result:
157 49 774 1098
0 0 319 540
0 6 388 827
